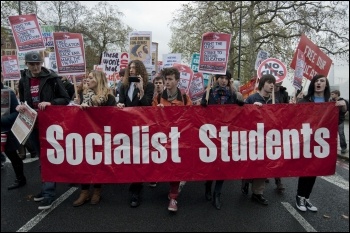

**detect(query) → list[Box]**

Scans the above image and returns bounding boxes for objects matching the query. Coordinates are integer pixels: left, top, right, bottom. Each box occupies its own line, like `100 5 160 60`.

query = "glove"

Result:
201 100 208 107
236 100 244 106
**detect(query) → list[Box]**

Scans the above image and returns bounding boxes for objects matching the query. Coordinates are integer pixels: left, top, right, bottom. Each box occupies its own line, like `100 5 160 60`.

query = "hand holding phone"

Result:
128 76 140 82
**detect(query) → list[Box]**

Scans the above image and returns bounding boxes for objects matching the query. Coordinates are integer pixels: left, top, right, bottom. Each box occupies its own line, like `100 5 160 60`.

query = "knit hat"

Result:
215 70 232 80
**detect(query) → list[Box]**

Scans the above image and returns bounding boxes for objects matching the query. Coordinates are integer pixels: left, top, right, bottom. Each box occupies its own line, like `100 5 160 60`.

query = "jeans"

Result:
29 129 56 200
338 122 347 150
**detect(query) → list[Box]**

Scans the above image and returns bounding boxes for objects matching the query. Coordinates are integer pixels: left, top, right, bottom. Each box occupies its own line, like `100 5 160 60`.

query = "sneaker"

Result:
305 199 318 212
241 181 249 195
130 194 140 208
251 193 268 205
178 181 186 193
341 149 348 154
34 192 44 202
148 182 157 188
38 198 54 210
295 195 307 212
168 198 178 212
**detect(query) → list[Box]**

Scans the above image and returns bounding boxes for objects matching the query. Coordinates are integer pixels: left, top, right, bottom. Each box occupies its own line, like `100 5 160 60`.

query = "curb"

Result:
337 154 349 161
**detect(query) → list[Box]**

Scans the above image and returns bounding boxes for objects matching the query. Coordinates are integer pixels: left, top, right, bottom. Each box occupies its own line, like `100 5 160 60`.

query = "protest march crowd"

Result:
1 14 348 215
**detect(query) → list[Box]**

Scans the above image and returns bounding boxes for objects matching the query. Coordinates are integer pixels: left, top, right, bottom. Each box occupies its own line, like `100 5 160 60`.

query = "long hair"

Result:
123 60 149 89
305 74 330 102
83 70 110 106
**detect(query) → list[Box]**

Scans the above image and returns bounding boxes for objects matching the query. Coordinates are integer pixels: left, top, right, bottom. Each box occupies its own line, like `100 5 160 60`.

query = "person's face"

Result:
129 63 137 76
314 77 327 94
165 74 178 91
154 79 164 93
263 81 275 94
217 76 229 87
26 62 42 76
86 73 97 90
330 93 339 100
274 83 281 92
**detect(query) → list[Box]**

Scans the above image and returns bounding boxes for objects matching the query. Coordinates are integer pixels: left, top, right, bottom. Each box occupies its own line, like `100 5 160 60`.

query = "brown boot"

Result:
73 190 90 207
90 188 101 205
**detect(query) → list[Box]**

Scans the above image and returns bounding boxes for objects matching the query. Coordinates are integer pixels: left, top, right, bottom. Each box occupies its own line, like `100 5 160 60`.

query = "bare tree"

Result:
170 1 349 83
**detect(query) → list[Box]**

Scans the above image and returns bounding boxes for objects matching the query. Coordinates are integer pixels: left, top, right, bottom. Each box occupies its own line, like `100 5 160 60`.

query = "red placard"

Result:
198 32 232 74
290 34 332 80
8 14 45 52
257 58 287 83
53 32 86 76
39 103 338 183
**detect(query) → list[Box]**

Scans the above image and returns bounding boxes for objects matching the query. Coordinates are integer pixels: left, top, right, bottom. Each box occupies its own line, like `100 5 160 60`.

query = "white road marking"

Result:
281 202 317 232
320 173 349 191
16 187 78 232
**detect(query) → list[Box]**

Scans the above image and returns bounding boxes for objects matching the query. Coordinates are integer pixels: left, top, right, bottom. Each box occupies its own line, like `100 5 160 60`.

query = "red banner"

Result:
290 34 332 80
39 103 338 183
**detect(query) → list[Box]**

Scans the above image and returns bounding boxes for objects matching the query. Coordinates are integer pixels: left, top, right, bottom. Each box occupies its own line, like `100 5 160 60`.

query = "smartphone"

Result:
128 76 140 82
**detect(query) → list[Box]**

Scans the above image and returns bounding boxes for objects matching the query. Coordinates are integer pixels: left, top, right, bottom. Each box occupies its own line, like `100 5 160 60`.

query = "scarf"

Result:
82 89 107 106
212 85 231 104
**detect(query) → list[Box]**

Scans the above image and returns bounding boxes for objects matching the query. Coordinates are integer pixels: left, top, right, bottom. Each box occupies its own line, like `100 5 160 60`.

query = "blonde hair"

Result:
83 70 110 106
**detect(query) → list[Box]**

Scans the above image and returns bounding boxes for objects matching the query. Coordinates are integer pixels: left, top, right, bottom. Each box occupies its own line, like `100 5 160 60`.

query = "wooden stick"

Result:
73 75 78 99
205 74 213 102
272 85 275 104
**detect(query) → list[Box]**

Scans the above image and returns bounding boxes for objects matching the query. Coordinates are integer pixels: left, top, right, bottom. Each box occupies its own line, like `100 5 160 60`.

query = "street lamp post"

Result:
237 1 242 81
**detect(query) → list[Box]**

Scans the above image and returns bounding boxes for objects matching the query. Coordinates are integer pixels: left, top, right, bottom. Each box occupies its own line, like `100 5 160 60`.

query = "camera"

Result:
128 76 140 82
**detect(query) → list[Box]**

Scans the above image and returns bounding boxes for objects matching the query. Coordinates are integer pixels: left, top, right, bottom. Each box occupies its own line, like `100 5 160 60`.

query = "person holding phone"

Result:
116 60 154 208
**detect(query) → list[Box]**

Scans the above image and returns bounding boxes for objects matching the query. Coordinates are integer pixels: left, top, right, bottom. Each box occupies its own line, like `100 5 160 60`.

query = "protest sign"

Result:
293 49 305 90
189 72 205 102
173 63 194 94
290 34 332 80
129 31 152 68
254 50 269 70
1 55 21 80
41 25 55 48
8 14 45 52
257 58 287 83
162 53 181 68
198 32 231 74
53 32 86 75
1 90 11 117
100 51 129 83
39 103 337 183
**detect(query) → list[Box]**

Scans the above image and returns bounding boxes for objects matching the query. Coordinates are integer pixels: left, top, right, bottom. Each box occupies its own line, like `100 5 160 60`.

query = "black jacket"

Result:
1 83 20 151
118 82 154 107
18 67 70 108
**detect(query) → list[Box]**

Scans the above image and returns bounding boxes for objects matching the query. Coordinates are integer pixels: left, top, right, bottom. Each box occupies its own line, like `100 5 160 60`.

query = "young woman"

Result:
72 70 116 207
295 74 330 212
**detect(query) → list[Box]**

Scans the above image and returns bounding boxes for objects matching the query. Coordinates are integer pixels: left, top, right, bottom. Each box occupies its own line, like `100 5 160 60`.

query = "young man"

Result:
16 51 70 210
330 90 348 154
153 75 165 98
152 67 192 212
243 74 278 205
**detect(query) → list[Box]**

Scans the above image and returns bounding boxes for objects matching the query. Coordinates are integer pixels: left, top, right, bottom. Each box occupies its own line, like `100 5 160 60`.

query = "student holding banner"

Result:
243 74 278 206
72 70 116 207
116 60 154 208
16 51 70 210
294 74 331 212
152 67 192 212
200 70 244 210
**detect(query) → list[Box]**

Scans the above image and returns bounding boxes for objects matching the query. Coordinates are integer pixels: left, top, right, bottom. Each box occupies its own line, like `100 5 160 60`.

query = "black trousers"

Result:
297 176 316 199
4 150 25 180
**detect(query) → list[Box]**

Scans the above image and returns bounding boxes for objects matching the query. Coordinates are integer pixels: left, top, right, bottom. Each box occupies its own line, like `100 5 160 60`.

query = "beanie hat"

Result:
215 70 232 80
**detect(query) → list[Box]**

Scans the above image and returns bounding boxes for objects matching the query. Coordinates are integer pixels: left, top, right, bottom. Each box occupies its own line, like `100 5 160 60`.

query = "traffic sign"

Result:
257 58 287 83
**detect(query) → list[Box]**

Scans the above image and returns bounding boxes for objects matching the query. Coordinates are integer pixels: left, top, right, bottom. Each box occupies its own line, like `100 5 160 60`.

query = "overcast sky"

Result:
80 1 349 90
